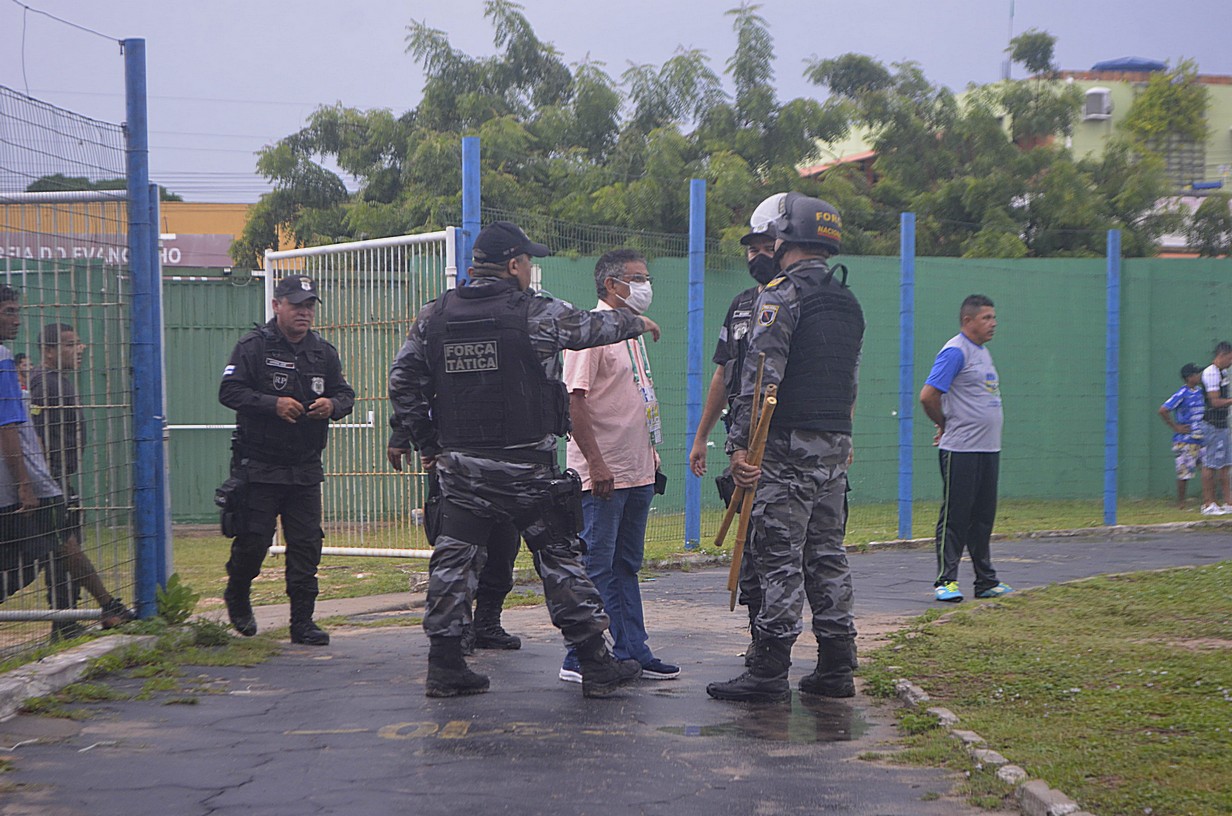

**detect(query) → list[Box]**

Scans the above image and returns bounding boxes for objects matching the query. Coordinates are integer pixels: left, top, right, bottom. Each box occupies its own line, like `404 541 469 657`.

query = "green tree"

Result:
1187 192 1232 256
1007 29 1057 77
1121 60 1208 143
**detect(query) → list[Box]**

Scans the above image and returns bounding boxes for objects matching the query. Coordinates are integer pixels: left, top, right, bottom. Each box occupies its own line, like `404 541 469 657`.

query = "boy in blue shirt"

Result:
1159 363 1206 509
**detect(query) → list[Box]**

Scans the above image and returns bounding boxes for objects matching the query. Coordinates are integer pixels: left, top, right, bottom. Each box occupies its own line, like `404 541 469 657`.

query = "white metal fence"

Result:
261 229 456 559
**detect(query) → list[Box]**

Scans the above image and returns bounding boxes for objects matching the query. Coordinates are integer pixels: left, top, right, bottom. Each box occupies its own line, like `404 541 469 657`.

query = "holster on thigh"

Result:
516 469 584 554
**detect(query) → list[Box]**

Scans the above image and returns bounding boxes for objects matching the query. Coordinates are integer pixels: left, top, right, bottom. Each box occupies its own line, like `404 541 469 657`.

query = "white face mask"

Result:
619 280 653 314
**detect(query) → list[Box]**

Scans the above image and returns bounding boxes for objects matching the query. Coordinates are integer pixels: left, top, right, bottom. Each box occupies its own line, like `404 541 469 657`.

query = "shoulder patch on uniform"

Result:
765 275 787 289
222 364 236 377
757 304 780 327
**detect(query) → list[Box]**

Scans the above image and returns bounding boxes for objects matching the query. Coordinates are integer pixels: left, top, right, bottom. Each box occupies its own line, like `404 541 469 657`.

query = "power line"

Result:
7 0 121 42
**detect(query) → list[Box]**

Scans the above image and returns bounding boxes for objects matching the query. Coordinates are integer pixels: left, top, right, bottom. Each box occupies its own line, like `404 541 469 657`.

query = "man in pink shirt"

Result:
558 249 679 682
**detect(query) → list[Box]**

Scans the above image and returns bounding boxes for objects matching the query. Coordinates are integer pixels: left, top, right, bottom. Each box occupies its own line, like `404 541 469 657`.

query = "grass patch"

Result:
175 497 1213 611
864 562 1232 816
16 622 285 718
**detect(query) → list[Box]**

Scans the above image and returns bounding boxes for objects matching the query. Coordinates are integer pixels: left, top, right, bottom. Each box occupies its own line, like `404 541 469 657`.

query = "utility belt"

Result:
428 467 584 554
448 446 557 466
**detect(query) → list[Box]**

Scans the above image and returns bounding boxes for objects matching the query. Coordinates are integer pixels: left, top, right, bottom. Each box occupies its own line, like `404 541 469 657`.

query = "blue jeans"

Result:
571 484 655 664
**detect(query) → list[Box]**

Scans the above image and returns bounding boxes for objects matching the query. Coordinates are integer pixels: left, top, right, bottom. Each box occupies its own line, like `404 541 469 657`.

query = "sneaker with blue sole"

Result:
975 582 1013 599
641 658 680 680
934 581 964 602
558 652 582 684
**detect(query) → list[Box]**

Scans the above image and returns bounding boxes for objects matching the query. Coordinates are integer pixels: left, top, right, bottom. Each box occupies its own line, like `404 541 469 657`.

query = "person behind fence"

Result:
388 220 662 699
1158 362 1205 510
387 438 524 653
919 294 1014 604
707 194 863 704
14 352 29 391
0 287 78 636
218 275 355 646
29 322 134 632
1198 342 1232 516
689 193 788 665
557 249 679 684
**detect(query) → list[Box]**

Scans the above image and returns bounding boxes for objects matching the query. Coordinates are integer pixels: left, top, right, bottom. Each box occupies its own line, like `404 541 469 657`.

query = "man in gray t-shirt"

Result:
919 294 1013 604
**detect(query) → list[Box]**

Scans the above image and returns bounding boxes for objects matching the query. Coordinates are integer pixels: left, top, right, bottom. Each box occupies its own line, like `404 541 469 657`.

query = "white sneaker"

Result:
1201 503 1226 516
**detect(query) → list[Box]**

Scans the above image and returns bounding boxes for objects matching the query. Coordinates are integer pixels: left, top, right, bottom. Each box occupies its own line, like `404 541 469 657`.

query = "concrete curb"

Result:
894 677 1093 815
0 635 158 723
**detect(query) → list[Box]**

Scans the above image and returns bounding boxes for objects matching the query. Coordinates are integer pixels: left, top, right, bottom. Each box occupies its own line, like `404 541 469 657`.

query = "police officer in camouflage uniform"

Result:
707 194 864 704
688 194 784 659
220 275 355 646
388 221 662 699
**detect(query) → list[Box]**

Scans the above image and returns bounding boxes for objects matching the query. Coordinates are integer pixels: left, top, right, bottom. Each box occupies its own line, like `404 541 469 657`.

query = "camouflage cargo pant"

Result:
423 451 609 645
747 428 857 641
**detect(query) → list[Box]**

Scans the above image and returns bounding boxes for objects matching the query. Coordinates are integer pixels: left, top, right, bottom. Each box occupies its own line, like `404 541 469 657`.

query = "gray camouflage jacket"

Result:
388 276 645 458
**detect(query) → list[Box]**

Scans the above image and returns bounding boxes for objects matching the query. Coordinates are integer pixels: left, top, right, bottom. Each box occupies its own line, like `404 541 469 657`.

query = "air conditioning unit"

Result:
1083 88 1113 121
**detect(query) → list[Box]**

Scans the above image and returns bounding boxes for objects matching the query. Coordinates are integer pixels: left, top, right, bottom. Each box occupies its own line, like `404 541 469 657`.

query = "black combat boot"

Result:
425 636 490 698
224 580 257 637
742 602 760 668
473 594 521 650
799 636 856 698
707 635 794 703
288 593 329 646
460 624 476 656
575 634 642 698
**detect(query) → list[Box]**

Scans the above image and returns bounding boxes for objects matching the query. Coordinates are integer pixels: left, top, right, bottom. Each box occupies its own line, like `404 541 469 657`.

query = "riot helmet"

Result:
770 192 842 255
739 193 788 246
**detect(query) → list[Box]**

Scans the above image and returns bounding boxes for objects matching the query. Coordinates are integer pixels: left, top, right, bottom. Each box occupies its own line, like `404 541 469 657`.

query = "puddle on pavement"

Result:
658 694 867 743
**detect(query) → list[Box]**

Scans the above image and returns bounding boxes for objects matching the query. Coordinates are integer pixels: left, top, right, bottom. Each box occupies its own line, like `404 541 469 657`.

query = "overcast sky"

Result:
2 0 1229 203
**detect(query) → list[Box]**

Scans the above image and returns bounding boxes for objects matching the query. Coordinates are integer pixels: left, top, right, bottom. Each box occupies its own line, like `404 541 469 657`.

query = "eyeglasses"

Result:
610 275 653 285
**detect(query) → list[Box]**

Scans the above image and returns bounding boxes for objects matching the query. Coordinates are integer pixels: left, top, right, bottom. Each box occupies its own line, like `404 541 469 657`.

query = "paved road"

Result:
0 531 1226 816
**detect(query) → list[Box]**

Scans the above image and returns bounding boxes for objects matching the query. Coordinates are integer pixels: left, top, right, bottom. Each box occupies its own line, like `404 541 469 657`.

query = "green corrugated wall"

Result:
164 256 1232 522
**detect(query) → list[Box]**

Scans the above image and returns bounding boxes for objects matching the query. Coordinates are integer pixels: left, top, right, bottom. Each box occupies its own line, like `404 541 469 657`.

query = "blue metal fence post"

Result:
898 213 916 540
459 137 480 286
684 179 706 550
124 38 163 617
149 183 171 583
1104 229 1121 526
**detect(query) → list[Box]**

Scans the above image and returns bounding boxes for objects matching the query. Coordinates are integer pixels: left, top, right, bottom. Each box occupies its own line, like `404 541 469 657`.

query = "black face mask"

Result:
748 253 778 285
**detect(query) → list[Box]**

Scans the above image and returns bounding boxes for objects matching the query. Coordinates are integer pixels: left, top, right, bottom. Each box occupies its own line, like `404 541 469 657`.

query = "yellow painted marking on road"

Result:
378 722 439 740
439 721 471 739
285 728 369 735
505 722 555 737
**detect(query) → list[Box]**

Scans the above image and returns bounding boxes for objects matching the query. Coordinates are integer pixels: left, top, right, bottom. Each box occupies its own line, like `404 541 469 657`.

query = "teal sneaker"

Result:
976 582 1014 599
934 581 964 602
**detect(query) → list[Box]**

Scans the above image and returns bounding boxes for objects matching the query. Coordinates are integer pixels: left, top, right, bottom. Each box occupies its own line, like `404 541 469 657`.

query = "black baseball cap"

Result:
274 275 321 304
1181 362 1202 378
472 221 552 264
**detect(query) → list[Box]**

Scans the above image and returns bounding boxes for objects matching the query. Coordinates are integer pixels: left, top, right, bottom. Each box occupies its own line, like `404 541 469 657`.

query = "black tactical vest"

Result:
426 281 567 450
235 324 331 465
771 260 865 435
1207 372 1229 428
723 286 760 406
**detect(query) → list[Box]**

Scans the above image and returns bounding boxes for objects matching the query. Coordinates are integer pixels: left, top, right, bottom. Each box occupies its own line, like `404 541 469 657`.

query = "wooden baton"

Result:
711 353 765 550
727 385 777 610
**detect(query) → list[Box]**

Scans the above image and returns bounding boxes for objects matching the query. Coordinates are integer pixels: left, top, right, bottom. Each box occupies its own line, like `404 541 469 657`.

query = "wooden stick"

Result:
749 352 765 435
711 353 766 550
727 386 777 610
